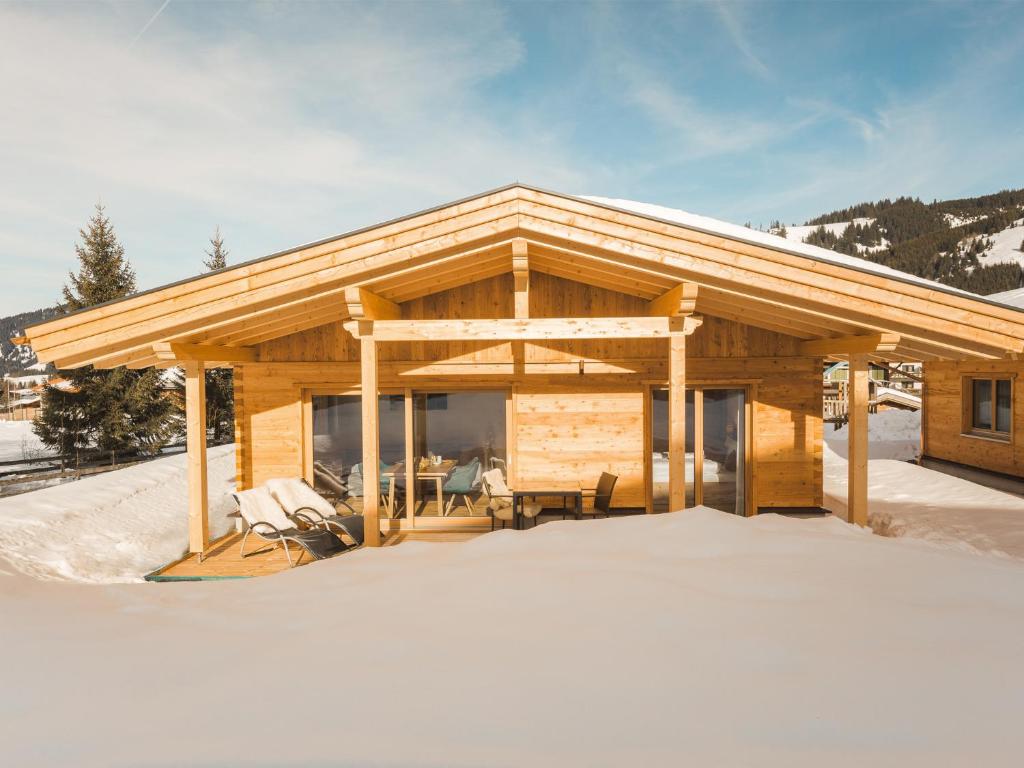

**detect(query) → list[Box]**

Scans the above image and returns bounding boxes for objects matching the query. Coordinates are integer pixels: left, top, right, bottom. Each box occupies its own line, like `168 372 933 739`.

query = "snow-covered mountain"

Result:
771 189 1024 294
0 307 57 378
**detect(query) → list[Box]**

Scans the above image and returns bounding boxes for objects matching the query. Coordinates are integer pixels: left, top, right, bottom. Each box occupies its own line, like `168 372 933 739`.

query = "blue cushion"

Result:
443 458 481 494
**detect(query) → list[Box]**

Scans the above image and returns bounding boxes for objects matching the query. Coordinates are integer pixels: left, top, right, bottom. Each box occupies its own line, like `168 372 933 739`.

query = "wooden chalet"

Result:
20 185 1024 560
921 287 1024 478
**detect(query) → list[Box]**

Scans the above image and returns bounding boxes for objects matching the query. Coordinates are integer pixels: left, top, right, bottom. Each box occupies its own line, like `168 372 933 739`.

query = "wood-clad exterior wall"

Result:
922 360 1024 477
235 274 823 512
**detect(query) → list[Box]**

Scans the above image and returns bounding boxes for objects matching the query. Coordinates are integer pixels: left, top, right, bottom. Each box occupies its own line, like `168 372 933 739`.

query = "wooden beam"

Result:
184 361 209 555
360 333 381 547
10 335 28 345
512 238 529 319
344 286 400 320
847 353 869 527
799 333 901 356
650 282 698 317
668 332 686 512
346 316 701 342
152 342 256 363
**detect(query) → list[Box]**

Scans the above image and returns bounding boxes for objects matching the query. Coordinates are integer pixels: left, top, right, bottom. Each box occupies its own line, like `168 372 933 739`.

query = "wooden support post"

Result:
360 330 382 546
848 353 869 526
668 332 687 513
184 360 209 555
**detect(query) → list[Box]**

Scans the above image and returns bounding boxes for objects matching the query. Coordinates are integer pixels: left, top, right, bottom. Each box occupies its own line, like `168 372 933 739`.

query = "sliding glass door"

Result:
650 387 747 515
310 394 405 515
412 390 507 517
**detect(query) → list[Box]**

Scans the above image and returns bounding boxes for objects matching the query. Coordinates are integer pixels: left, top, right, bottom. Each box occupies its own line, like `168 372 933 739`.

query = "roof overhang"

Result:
21 184 1024 369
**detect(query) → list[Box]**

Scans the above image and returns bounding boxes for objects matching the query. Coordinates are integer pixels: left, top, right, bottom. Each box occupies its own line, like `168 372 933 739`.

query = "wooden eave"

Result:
23 185 1024 368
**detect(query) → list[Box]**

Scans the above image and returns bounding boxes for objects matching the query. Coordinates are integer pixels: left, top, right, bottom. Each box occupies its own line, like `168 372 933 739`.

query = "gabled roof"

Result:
23 184 1024 369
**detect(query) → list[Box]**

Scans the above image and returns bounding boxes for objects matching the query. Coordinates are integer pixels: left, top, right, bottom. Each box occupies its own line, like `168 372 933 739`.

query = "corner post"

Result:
668 330 687 512
360 326 382 547
184 360 209 555
847 353 869 526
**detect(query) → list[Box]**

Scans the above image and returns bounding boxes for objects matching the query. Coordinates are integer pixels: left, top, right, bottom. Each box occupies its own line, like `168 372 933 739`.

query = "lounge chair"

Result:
581 472 618 518
265 477 369 546
234 486 348 567
481 468 542 529
312 461 356 512
443 457 482 515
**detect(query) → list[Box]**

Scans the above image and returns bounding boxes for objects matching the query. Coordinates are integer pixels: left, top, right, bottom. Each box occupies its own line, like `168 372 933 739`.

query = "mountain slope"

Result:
0 307 58 377
779 189 1024 295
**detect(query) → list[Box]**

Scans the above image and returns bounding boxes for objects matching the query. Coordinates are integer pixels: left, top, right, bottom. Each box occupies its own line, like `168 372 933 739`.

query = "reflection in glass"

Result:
651 389 694 512
412 391 506 516
996 379 1012 434
973 379 993 430
311 394 405 516
701 389 745 516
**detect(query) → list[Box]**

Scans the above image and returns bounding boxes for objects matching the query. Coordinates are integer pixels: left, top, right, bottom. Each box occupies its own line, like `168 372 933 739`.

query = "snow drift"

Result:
2 507 1023 766
0 444 237 582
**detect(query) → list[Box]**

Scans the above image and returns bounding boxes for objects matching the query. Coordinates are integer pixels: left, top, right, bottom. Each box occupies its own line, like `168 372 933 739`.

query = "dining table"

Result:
511 481 582 530
382 459 458 518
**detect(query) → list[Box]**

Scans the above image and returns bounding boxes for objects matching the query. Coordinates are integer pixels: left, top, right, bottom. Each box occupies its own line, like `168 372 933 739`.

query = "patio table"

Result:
382 459 458 517
512 482 582 530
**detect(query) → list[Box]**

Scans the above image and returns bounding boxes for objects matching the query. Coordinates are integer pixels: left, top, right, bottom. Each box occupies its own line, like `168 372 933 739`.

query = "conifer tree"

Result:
202 226 235 443
34 204 176 461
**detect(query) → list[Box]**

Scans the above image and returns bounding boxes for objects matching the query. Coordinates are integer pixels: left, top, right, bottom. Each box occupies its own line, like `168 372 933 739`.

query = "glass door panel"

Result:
700 389 745 516
311 394 405 517
651 389 694 512
650 387 746 515
412 391 507 517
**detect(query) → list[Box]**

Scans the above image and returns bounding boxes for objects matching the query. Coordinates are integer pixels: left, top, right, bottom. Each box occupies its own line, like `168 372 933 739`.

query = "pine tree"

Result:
204 226 229 271
34 205 177 461
202 227 235 443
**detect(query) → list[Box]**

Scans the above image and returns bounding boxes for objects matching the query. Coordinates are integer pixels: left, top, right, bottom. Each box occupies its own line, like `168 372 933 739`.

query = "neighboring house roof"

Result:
21 184 1024 370
986 287 1024 309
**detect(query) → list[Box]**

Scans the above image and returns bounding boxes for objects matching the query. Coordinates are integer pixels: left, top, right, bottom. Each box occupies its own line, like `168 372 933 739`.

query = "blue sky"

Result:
1 0 1022 315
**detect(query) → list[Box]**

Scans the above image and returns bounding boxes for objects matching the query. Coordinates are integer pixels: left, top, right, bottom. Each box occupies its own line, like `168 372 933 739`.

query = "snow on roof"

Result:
986 287 1024 309
584 196 979 298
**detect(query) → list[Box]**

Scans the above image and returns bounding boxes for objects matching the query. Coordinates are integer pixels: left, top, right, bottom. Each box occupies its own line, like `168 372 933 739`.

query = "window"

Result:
966 377 1012 438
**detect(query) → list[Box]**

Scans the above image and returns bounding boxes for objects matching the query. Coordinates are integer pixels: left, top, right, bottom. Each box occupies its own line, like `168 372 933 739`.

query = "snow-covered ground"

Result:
0 444 236 582
825 408 921 461
0 419 52 462
2 507 1024 766
823 409 1024 559
977 218 1024 268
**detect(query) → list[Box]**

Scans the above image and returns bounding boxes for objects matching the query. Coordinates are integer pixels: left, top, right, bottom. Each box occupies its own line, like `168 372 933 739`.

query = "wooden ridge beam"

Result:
650 282 698 317
799 333 901 357
345 316 703 342
513 238 529 319
152 342 257 363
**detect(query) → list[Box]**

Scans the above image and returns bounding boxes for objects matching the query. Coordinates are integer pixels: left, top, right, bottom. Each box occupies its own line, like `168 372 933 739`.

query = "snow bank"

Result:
2 508 1023 766
0 444 236 583
0 419 51 462
824 443 1024 558
825 408 921 461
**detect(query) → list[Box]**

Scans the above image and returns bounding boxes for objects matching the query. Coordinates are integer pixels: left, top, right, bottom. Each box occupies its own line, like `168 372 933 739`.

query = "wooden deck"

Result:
145 528 487 581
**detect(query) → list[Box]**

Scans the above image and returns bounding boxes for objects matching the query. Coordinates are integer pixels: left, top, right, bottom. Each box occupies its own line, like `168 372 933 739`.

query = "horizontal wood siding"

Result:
515 387 646 508
235 275 822 509
923 360 1024 476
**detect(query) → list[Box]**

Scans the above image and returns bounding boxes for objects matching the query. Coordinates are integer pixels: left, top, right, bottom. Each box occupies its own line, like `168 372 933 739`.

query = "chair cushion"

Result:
482 468 509 496
235 487 294 532
444 458 481 493
266 477 336 520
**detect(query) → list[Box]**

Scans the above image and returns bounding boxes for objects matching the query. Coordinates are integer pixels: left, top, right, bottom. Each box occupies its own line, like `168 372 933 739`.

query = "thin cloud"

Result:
712 1 772 81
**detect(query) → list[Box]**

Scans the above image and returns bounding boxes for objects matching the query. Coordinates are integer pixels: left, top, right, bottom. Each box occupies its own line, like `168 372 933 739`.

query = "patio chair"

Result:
581 472 618 518
312 461 354 509
234 486 348 567
349 460 399 515
443 457 482 515
482 468 541 529
265 477 369 546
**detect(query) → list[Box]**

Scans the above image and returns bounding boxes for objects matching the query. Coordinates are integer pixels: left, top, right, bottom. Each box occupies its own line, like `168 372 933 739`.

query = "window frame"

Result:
962 375 1013 442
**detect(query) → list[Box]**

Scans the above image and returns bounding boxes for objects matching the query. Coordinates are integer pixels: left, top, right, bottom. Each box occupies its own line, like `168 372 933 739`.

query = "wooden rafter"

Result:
799 333 901 357
649 282 699 317
152 342 257 364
